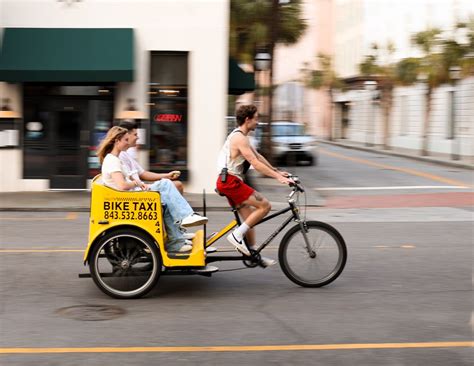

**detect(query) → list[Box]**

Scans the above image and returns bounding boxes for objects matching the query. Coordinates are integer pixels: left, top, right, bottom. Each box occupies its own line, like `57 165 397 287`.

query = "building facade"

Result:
0 0 241 193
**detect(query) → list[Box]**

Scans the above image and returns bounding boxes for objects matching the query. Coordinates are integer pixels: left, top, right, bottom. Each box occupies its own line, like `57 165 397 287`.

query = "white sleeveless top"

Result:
217 129 247 180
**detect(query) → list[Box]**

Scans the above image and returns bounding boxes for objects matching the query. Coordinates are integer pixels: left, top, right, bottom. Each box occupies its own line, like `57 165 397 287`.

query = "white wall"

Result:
334 77 474 160
0 0 229 192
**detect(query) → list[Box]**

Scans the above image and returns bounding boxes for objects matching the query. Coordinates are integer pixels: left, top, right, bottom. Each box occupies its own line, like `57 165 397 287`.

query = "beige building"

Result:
273 0 334 138
0 0 254 192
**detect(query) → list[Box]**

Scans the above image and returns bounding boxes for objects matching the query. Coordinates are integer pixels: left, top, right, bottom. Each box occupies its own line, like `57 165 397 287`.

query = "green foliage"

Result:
396 58 420 85
359 55 381 76
301 54 343 90
230 0 307 63
411 28 442 54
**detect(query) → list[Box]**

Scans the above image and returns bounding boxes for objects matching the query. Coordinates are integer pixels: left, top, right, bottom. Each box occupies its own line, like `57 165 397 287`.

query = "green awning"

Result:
228 58 255 95
0 28 134 82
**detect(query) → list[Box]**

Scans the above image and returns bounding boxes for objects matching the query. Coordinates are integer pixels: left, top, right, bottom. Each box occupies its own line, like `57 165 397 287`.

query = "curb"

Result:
321 140 474 170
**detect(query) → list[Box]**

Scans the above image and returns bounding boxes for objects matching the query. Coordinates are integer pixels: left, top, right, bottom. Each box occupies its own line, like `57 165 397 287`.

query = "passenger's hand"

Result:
140 183 150 191
278 170 291 177
168 170 181 180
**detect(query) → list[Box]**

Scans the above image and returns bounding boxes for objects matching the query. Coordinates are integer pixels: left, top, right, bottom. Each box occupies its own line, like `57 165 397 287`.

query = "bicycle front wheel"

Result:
279 221 347 287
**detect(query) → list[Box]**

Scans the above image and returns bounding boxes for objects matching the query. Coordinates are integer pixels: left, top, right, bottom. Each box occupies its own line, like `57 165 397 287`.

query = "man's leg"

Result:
173 180 184 194
150 179 193 222
237 205 255 247
227 191 270 255
162 206 190 252
235 194 277 266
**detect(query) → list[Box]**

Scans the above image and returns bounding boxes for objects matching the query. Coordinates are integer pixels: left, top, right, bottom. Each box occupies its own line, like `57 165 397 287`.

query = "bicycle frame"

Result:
206 195 303 263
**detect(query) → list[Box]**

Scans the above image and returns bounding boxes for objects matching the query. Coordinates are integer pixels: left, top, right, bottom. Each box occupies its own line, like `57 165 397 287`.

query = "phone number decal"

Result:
104 211 159 220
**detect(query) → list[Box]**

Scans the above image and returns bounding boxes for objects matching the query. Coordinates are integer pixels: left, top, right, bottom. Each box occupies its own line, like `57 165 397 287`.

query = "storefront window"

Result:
149 52 188 178
23 85 115 181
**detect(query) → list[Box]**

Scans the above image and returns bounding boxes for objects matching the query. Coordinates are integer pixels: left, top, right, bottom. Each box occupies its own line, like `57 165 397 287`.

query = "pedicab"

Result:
80 175 347 299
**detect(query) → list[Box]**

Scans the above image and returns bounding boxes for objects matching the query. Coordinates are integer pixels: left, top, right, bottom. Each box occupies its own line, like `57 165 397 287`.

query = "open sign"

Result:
153 113 183 123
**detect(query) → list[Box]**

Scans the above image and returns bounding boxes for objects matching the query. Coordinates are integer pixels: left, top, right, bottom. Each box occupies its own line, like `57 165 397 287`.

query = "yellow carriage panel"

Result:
84 176 205 267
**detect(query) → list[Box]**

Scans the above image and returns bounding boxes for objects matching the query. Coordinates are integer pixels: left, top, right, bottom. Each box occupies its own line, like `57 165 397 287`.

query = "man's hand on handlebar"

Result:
277 175 295 186
278 169 291 177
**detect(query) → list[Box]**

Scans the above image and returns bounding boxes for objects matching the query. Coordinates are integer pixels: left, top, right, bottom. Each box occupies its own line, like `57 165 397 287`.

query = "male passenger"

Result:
118 121 204 241
216 105 294 267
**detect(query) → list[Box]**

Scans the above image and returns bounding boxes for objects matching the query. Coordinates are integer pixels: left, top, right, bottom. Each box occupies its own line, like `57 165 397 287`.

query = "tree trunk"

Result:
382 86 393 150
421 86 432 156
327 88 334 141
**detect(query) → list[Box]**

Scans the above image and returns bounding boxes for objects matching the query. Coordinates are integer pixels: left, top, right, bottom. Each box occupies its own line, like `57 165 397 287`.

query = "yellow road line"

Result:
320 148 472 188
0 341 471 354
0 213 78 221
0 249 83 253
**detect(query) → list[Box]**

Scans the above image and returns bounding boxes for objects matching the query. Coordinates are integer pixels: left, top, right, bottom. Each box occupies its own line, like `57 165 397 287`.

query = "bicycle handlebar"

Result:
288 175 305 193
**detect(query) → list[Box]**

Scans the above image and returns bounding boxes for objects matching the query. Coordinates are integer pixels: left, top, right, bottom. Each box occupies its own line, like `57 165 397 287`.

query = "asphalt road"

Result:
0 145 472 365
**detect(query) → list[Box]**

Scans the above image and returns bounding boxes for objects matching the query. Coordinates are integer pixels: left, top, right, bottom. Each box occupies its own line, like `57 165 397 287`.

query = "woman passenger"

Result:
96 126 206 253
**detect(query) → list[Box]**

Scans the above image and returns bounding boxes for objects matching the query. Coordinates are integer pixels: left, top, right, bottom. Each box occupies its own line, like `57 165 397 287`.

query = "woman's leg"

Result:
149 179 193 222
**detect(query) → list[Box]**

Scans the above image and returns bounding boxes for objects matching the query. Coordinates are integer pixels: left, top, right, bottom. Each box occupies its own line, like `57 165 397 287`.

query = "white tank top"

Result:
217 129 247 180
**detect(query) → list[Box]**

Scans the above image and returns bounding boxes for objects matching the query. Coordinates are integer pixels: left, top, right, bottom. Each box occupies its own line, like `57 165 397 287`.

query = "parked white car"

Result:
254 121 317 166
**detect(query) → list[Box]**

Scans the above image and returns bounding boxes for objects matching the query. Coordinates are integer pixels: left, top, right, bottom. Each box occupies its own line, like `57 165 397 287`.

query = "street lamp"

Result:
254 52 271 72
254 52 271 111
449 66 461 160
364 80 378 147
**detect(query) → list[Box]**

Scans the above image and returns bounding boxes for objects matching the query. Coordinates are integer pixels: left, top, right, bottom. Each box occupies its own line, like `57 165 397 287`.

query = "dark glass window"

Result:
149 52 188 178
23 84 115 179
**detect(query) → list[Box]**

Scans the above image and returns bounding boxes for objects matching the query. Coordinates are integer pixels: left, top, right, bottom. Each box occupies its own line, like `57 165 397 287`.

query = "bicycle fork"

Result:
292 205 316 258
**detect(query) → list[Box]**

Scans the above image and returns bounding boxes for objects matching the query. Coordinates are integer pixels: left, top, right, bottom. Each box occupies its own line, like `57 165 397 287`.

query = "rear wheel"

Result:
90 228 161 299
279 221 347 287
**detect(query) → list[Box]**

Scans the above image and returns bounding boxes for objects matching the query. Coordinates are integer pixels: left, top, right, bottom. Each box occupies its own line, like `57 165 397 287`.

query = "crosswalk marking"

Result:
314 186 469 191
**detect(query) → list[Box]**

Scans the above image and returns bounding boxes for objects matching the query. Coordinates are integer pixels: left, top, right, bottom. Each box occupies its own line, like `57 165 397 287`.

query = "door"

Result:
49 102 88 189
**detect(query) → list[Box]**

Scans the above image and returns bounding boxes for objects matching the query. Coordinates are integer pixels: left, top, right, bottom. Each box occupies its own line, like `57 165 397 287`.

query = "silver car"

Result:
255 121 317 166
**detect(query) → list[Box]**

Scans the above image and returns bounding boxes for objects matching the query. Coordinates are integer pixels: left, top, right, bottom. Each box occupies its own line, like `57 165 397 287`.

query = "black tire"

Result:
279 221 347 287
90 228 161 299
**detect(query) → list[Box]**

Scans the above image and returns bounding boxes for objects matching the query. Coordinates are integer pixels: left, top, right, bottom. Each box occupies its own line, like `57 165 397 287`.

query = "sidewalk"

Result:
322 140 474 170
0 175 325 212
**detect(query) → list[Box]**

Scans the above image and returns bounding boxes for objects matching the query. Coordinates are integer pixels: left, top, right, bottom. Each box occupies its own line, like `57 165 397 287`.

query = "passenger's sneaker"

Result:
185 239 193 245
226 232 250 256
260 256 277 268
177 244 193 253
181 213 208 227
183 232 196 240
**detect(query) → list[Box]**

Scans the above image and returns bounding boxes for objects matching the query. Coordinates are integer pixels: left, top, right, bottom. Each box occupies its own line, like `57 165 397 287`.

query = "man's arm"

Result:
250 145 290 177
235 135 292 184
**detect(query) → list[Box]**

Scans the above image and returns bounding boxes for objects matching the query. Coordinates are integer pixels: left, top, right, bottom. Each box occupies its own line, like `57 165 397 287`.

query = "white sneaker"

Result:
183 232 196 240
260 256 277 268
177 244 193 253
227 232 250 256
185 239 193 245
181 213 208 228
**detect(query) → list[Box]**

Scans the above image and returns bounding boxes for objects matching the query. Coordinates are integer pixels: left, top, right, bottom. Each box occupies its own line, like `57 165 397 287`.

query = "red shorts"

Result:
216 174 255 207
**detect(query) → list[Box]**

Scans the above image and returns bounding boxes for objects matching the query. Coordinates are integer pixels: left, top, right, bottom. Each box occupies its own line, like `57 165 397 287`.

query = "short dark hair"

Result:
235 104 257 126
118 120 138 131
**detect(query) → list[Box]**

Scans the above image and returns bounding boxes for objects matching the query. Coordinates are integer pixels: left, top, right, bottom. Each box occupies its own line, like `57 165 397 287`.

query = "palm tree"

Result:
229 0 307 160
230 0 307 63
358 42 397 150
411 28 444 156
